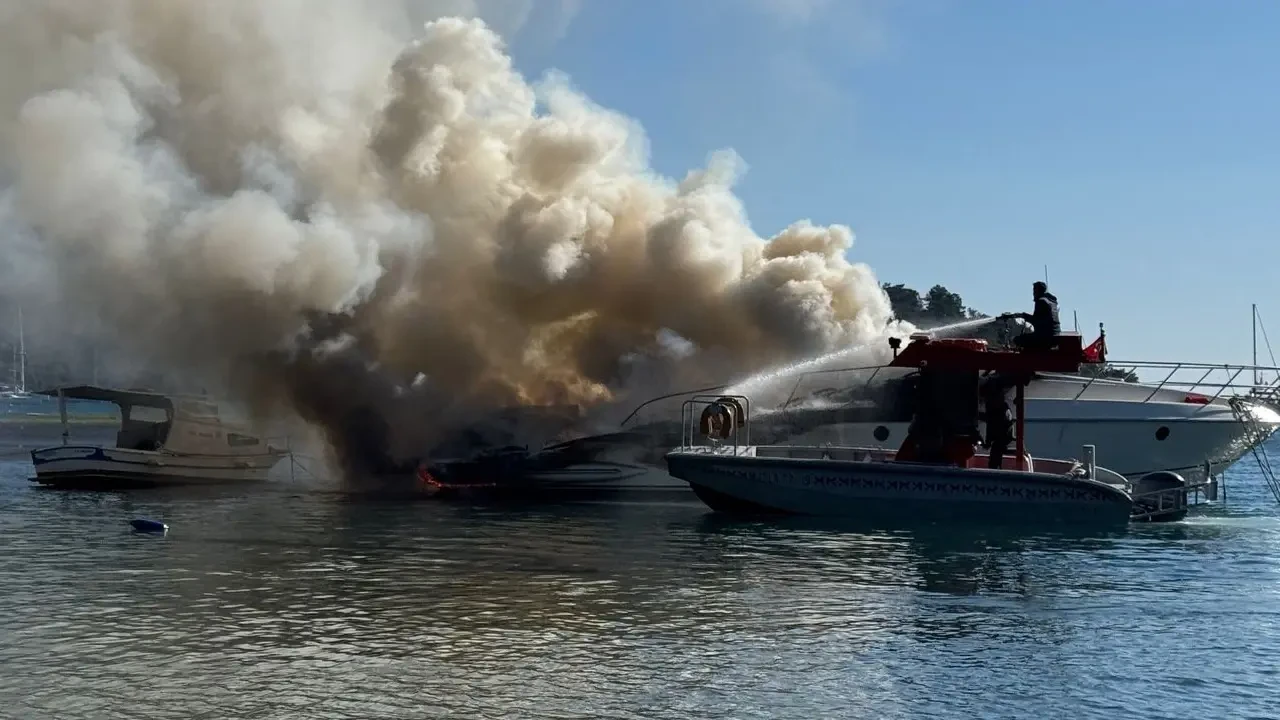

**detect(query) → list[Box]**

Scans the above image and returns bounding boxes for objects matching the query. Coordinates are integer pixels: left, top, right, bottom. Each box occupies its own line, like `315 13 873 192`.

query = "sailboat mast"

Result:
1254 303 1260 386
16 306 24 393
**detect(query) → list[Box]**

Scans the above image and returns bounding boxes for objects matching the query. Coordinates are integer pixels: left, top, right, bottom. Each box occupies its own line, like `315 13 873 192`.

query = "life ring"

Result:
714 396 747 427
699 402 736 440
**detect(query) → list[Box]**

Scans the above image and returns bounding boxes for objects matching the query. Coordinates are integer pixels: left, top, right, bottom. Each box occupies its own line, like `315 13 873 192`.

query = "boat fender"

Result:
130 518 168 535
1133 471 1187 495
699 403 736 440
1131 471 1189 522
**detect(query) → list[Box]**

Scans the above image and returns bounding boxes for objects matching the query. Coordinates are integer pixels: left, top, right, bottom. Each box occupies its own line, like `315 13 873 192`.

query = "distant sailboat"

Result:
2 307 28 399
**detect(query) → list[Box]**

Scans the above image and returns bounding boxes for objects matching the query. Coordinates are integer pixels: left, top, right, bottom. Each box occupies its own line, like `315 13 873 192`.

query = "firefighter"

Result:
1002 281 1060 351
980 375 1014 470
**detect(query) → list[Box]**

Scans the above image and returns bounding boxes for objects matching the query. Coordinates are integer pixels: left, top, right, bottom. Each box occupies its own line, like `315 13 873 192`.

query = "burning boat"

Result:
397 321 1280 504
517 323 1280 496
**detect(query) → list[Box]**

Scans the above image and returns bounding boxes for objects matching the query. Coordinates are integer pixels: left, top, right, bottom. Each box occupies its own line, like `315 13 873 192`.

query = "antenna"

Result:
1043 265 1049 285
1073 310 1079 333
1254 303 1259 386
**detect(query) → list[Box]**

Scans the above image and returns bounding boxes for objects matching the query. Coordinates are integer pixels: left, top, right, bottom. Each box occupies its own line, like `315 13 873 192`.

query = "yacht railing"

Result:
768 359 1280 409
1060 360 1280 408
616 359 1280 429
779 364 893 411
619 383 733 428
774 360 1280 412
616 366 897 429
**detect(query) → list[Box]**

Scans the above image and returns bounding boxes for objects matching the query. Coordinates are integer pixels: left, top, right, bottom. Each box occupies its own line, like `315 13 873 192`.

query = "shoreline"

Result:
0 414 118 426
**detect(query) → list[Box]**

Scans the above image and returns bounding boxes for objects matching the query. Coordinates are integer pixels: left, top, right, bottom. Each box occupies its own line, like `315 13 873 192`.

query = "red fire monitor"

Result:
888 334 1087 374
887 334 1088 470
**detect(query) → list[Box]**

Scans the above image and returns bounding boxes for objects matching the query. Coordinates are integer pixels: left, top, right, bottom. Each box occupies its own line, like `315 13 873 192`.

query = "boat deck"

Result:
688 443 1098 479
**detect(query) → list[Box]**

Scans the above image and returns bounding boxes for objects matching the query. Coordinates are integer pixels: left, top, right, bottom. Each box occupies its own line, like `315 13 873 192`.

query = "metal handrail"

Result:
787 360 1280 407
618 383 732 428
677 394 752 454
616 359 1280 429
1059 360 1280 405
781 365 885 412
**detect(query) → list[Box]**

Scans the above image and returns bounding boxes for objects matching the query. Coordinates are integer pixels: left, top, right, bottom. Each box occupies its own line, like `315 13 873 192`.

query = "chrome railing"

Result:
619 383 733 428
1058 360 1280 408
676 395 752 454
617 359 1280 429
616 365 895 429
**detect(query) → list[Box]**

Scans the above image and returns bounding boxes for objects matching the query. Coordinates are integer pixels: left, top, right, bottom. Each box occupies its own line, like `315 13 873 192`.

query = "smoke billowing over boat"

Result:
0 2 913 477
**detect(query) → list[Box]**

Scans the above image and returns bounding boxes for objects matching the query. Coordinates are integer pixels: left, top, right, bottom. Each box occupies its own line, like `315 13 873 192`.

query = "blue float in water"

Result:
130 518 168 535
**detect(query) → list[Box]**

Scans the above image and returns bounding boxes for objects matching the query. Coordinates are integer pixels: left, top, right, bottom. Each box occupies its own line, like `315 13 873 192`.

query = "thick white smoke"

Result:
0 1 908 473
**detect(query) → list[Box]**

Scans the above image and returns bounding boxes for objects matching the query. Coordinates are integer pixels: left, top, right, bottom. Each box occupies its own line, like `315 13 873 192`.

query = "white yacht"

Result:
29 385 290 488
467 331 1280 495
718 363 1280 484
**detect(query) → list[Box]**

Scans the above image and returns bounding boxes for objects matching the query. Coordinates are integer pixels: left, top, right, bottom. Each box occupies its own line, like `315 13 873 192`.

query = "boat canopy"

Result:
34 385 174 409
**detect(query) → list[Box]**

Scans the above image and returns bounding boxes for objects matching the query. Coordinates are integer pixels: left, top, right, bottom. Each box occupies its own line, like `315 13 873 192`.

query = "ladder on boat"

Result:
1228 396 1280 506
1129 487 1190 523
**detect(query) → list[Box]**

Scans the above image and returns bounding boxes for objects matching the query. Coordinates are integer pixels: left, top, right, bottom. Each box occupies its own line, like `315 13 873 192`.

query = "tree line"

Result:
881 283 987 325
882 282 1137 382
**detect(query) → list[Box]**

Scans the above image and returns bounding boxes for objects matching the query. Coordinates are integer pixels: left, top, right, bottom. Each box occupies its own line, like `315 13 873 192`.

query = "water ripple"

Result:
3 434 1280 718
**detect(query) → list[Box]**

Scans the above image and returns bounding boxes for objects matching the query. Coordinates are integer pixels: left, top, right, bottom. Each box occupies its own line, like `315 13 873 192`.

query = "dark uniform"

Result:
1012 281 1061 351
980 377 1014 469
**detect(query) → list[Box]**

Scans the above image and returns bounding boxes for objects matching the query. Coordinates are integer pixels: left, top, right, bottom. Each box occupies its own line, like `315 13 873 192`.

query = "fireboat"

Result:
665 332 1209 525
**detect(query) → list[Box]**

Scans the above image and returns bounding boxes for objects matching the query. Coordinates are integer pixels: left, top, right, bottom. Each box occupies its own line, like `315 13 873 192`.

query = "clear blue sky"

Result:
503 0 1280 367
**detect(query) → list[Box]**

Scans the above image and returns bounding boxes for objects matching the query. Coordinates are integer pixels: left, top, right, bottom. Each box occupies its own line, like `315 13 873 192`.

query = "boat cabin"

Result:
35 385 273 456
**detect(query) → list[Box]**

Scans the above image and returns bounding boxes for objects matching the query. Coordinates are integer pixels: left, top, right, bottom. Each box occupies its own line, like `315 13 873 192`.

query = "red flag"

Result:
1083 335 1107 362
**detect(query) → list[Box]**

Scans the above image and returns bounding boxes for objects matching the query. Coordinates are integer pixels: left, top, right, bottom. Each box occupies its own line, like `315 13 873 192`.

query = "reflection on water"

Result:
2 437 1280 718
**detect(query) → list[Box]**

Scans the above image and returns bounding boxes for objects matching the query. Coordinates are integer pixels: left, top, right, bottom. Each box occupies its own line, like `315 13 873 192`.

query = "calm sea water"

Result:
2 422 1280 719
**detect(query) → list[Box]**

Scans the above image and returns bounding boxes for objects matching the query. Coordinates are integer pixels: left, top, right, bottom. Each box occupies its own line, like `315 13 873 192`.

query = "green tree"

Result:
884 282 969 325
881 283 924 322
924 285 965 321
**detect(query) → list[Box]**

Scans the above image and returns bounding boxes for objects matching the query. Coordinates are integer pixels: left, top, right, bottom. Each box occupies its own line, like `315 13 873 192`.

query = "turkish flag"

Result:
1083 335 1107 362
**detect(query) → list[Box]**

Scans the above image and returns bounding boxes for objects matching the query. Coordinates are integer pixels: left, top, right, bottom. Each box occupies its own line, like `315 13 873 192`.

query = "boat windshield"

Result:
116 403 173 451
779 366 918 422
618 365 919 431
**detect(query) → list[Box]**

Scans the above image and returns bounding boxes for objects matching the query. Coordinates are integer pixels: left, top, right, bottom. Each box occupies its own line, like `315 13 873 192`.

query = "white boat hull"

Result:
772 415 1270 482
30 445 287 488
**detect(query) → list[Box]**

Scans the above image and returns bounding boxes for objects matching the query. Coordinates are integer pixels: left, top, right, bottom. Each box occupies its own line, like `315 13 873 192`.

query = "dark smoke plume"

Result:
0 2 910 475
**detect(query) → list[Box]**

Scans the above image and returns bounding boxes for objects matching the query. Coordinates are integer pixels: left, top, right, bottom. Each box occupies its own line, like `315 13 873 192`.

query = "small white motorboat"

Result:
665 335 1205 526
29 385 289 489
